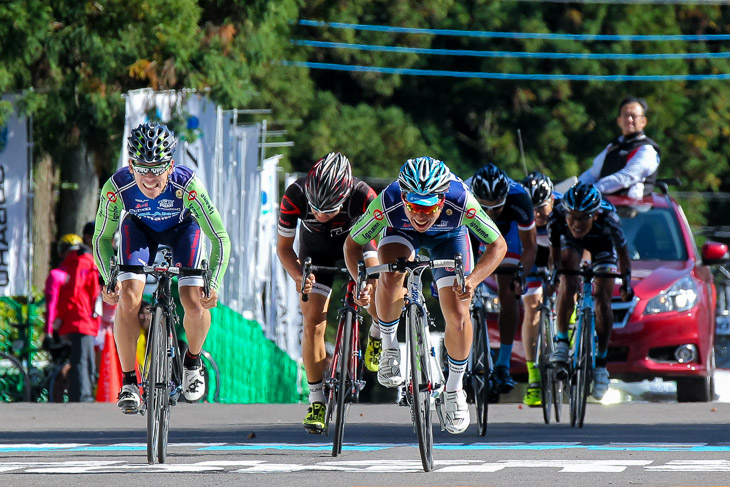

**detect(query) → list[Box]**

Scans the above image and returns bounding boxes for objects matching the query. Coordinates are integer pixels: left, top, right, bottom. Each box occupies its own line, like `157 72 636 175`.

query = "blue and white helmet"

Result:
398 157 451 205
563 182 602 213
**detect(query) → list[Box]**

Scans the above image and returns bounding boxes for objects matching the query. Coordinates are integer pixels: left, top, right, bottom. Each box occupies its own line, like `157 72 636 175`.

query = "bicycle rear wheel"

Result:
157 316 174 464
408 307 433 472
0 351 30 402
470 308 491 436
332 308 355 457
145 308 166 464
569 310 592 428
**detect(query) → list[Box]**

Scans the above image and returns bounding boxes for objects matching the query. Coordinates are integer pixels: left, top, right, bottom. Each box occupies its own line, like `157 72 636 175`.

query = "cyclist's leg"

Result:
362 250 383 372
374 229 414 387
552 247 582 364
590 249 618 401
493 222 522 391
522 286 542 406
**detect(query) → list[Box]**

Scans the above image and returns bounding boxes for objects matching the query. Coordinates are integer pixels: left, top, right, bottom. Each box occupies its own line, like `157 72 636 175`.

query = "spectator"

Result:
578 96 661 199
56 236 101 402
44 234 82 337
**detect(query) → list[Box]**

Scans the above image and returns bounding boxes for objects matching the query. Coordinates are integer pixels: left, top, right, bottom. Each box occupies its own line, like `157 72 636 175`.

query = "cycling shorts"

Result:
559 233 618 271
379 226 473 290
119 215 206 287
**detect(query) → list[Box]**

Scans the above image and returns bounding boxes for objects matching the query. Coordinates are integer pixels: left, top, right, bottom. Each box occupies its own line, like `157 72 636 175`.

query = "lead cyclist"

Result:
93 122 230 412
345 157 506 434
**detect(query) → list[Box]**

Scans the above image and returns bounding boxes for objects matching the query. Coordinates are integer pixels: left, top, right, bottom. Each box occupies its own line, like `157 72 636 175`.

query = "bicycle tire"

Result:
569 309 592 428
0 351 30 402
157 315 173 464
200 350 221 403
576 309 594 428
470 307 490 436
553 371 565 423
146 307 165 464
408 306 433 472
332 308 355 457
536 309 552 425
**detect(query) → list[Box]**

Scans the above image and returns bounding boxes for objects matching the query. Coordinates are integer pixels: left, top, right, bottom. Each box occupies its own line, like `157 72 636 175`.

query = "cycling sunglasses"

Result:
310 204 342 215
131 161 172 176
405 200 444 214
480 200 506 212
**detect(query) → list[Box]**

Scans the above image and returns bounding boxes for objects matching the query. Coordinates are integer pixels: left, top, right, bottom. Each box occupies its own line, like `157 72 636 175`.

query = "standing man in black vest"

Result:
578 96 660 199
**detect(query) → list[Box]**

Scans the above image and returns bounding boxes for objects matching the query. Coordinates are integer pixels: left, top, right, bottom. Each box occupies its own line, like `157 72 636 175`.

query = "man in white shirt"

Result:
579 96 660 199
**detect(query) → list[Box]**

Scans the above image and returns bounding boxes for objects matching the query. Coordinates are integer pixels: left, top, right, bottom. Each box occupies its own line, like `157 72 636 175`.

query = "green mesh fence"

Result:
204 303 307 404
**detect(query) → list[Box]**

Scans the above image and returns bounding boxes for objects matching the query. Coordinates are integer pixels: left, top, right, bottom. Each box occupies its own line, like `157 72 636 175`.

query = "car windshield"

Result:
618 207 688 261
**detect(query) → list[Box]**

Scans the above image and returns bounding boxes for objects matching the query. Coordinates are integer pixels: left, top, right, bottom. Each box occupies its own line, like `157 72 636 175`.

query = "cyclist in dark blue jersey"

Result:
468 164 537 395
547 182 633 400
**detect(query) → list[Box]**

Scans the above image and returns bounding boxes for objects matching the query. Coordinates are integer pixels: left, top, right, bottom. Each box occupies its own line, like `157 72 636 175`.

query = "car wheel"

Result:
676 348 715 402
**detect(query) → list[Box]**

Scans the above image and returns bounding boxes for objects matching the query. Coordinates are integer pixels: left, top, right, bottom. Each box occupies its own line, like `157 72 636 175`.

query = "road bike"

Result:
301 258 367 457
362 254 465 472
531 268 563 424
466 282 494 437
107 250 210 464
557 265 623 428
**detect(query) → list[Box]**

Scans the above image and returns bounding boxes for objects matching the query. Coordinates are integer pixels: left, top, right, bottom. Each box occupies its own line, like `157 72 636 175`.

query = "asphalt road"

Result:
2 399 730 487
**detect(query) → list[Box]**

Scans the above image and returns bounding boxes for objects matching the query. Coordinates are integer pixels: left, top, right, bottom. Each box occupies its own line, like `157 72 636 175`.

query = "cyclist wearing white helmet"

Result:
547 182 633 400
345 156 506 435
95 122 230 412
277 152 382 434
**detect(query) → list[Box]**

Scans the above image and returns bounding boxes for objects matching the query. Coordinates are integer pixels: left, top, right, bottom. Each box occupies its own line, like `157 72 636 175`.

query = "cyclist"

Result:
276 152 382 434
519 171 561 407
547 182 633 400
94 122 230 412
345 156 506 435
468 163 537 395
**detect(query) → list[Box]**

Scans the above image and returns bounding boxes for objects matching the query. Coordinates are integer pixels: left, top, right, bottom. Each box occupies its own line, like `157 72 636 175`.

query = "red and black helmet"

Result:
304 152 353 212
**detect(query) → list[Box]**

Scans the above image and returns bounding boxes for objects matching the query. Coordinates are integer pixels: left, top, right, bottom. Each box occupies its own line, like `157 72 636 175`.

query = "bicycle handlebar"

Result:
555 268 624 280
107 257 212 297
363 254 465 287
301 257 349 302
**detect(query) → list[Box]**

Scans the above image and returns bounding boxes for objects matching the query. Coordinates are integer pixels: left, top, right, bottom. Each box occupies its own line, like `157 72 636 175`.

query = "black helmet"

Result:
304 152 353 212
521 171 554 207
471 163 510 201
563 182 602 213
127 122 177 165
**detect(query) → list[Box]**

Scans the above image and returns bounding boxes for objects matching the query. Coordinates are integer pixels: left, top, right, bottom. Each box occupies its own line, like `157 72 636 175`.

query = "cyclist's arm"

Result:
346 195 388 278
469 235 507 286
93 178 125 284
183 177 230 291
461 192 501 247
277 234 305 287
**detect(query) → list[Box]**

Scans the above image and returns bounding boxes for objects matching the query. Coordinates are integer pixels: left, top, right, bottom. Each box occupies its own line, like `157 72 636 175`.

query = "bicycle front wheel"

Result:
570 309 592 428
408 306 433 472
157 316 174 464
537 309 553 425
470 308 491 436
332 308 355 457
145 308 167 464
0 351 30 402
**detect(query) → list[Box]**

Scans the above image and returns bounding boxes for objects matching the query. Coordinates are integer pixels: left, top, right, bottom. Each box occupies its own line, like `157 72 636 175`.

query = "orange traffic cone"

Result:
96 328 123 402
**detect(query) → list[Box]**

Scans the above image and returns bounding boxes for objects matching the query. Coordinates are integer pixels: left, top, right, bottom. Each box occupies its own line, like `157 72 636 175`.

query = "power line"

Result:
293 39 730 60
505 0 727 4
281 60 730 81
298 19 730 42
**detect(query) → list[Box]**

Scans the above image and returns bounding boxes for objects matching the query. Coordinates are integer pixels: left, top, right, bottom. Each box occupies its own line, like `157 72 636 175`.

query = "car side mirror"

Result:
702 241 730 266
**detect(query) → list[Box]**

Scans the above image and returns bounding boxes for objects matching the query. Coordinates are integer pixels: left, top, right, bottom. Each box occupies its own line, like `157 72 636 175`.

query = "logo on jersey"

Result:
446 209 453 216
465 208 477 219
176 189 183 199
159 199 174 209
188 191 197 201
106 192 117 202
373 209 384 221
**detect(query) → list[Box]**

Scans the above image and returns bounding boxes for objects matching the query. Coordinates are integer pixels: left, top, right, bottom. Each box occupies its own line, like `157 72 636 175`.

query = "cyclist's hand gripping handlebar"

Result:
356 260 368 299
301 257 312 302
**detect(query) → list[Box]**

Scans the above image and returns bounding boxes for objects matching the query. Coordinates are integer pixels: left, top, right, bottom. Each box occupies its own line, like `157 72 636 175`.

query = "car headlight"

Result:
644 275 698 315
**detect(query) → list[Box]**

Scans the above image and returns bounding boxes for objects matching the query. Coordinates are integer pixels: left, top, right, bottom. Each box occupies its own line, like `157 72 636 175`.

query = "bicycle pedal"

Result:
303 425 325 435
121 407 140 415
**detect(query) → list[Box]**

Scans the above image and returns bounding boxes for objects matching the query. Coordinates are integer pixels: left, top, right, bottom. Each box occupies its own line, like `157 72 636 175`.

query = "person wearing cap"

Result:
345 156 506 435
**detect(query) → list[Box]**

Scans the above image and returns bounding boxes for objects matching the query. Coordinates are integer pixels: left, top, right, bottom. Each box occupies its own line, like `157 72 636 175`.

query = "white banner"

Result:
0 104 29 296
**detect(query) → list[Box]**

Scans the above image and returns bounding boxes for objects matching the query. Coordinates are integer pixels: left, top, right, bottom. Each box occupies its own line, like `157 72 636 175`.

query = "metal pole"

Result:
26 114 34 303
260 119 267 168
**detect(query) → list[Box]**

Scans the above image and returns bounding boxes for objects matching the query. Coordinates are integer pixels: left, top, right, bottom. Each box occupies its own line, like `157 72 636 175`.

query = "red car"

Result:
487 185 729 402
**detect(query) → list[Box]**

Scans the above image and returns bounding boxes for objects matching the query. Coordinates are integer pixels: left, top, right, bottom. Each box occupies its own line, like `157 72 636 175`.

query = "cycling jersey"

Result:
547 200 627 269
93 165 230 290
350 176 501 248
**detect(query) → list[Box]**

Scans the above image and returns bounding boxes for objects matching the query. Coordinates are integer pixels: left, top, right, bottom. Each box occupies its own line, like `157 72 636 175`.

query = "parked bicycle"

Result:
107 250 211 464
362 253 465 472
301 257 367 457
556 265 623 428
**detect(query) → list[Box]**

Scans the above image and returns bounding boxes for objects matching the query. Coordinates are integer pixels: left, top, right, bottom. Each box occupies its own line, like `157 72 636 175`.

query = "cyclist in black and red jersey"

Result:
277 152 381 434
547 182 633 400
467 164 537 395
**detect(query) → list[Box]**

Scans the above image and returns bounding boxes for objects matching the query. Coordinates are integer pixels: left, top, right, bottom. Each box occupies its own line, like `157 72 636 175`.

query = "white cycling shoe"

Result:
592 367 610 400
184 366 205 402
443 390 470 434
377 349 404 388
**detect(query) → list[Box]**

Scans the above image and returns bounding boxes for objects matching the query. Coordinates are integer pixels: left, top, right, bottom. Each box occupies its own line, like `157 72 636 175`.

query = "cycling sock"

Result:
184 350 201 368
445 355 468 392
308 380 325 404
378 318 399 349
368 322 381 339
495 344 513 369
557 331 569 341
527 361 540 384
122 371 137 386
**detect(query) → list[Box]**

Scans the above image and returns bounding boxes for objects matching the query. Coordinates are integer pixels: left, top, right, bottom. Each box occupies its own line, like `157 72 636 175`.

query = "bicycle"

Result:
556 265 623 428
362 253 465 472
530 268 563 424
107 250 211 464
301 257 367 457
466 282 495 437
